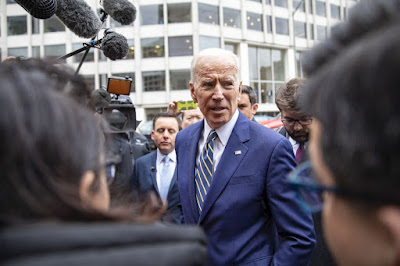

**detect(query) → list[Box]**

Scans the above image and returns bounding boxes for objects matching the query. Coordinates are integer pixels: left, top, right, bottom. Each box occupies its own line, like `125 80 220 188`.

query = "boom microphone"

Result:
15 0 57 19
101 30 129 61
55 0 102 39
101 0 137 25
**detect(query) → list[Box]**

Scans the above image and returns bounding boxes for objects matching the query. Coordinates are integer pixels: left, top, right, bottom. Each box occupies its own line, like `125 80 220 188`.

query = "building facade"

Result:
0 0 358 122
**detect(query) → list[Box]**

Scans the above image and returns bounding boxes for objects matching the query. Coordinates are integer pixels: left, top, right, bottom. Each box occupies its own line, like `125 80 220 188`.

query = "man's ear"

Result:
151 130 155 141
79 170 96 207
252 103 259 115
378 206 400 264
190 82 198 103
238 81 242 100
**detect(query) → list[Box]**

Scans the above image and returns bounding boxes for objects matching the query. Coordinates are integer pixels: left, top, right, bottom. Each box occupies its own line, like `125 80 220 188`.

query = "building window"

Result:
141 37 165 58
274 0 288 8
317 25 327 40
275 17 289 35
169 36 193 57
111 72 135 92
145 107 167 121
32 46 40 58
140 5 164 25
143 71 166 92
248 0 261 2
170 70 190 90
294 21 306 38
72 43 94 63
224 43 239 55
293 0 305 12
8 47 28 58
248 46 285 104
315 1 326 17
31 17 40 34
266 15 272 33
223 8 241 28
124 39 135 60
309 23 314 40
199 3 219 25
296 51 305 77
167 3 191 23
308 0 314 14
330 4 340 19
247 12 263 32
83 75 95 91
6 0 16 4
199 36 220 51
7 16 27 35
44 16 65 32
44 44 66 59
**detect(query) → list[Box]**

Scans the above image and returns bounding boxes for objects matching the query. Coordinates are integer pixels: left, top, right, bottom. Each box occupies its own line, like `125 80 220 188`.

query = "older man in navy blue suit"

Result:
132 112 181 223
175 48 316 265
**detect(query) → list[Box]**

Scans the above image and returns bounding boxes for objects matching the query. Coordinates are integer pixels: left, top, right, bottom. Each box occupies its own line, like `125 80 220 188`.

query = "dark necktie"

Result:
195 129 217 213
296 143 305 164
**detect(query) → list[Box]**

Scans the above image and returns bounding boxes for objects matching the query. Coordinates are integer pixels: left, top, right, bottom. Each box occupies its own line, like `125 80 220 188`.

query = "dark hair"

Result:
241 85 257 106
275 78 306 115
153 112 181 130
303 23 400 206
302 0 400 76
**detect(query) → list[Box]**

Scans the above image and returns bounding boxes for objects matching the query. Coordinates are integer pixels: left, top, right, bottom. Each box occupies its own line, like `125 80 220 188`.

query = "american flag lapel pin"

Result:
235 150 242 155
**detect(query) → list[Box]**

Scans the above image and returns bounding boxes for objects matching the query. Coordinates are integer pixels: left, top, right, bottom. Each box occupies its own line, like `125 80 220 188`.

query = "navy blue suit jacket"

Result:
132 151 180 224
176 112 316 265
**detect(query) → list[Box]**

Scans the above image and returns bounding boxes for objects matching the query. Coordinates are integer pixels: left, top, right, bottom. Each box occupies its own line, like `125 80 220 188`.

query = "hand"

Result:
167 100 183 116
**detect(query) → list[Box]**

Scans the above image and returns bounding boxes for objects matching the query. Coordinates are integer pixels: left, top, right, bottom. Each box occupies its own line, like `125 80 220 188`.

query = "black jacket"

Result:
0 222 207 266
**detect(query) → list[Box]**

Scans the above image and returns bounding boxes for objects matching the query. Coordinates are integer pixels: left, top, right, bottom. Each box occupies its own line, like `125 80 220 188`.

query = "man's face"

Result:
238 93 258 120
190 55 241 129
151 117 179 155
182 108 204 129
281 110 311 143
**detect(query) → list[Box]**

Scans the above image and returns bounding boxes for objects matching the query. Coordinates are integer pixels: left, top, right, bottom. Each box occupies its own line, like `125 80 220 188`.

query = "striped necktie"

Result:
195 129 218 213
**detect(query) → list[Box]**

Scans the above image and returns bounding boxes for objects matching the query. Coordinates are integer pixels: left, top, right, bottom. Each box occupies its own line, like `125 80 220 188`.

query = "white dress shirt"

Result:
196 109 239 172
288 136 308 157
156 149 176 193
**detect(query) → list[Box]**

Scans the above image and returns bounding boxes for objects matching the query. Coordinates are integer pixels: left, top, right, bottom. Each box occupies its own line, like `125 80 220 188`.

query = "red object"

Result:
259 119 283 129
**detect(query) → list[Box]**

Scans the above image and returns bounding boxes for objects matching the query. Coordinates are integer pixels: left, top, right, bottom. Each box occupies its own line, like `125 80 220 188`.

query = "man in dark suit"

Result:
132 112 181 223
175 48 315 265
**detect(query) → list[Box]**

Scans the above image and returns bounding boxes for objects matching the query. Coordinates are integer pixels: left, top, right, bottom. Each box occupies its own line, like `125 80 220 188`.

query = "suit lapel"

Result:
198 113 250 223
149 152 159 194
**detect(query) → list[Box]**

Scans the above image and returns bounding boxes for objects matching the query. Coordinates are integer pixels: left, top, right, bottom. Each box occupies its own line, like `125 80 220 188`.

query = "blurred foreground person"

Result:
290 18 400 266
0 62 207 265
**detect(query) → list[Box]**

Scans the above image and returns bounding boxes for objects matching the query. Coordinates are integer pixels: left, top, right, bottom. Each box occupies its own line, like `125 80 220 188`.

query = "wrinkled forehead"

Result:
194 55 238 80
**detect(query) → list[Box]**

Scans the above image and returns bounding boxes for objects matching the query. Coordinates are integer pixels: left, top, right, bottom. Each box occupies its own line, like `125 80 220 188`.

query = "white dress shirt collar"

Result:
156 149 176 164
203 109 239 146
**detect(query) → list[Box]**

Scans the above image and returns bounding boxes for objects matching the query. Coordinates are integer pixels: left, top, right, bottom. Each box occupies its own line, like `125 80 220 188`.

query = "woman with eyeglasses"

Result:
0 61 207 265
288 8 400 266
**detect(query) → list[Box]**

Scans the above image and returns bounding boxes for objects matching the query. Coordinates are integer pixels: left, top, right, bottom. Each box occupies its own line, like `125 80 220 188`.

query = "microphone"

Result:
55 0 102 39
15 0 57 19
101 0 137 25
101 29 129 61
151 166 156 172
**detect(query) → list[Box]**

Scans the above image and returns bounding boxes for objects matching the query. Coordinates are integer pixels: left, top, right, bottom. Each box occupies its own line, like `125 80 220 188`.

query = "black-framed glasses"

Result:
287 161 339 213
281 118 312 127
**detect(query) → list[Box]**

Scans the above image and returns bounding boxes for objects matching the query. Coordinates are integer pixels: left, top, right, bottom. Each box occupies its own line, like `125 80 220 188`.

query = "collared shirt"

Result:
156 149 176 193
288 136 308 157
196 109 239 172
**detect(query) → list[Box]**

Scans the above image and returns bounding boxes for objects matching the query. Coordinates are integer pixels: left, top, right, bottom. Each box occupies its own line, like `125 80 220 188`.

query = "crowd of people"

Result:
2 0 400 265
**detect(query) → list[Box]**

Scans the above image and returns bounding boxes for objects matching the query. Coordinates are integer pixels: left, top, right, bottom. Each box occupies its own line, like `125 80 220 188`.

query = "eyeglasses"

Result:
281 118 312 127
287 161 339 213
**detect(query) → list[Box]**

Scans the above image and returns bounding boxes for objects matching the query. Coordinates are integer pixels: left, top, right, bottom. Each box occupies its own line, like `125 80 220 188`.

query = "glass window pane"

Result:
143 71 166 92
8 47 28 58
31 17 40 34
141 37 165 58
294 21 306 38
293 0 305 12
266 15 272 33
275 0 287 8
168 3 191 23
111 73 135 92
308 0 314 14
83 75 95 91
330 4 340 19
44 44 66 59
140 5 164 25
7 16 27 35
247 12 263 31
259 48 272 81
275 17 289 35
199 36 220 51
261 83 274 103
248 46 258 80
44 16 65 32
223 8 241 28
309 23 314 39
250 82 260 103
169 36 193 57
272 49 284 81
316 1 326 17
199 4 219 25
225 43 238 55
317 25 326 40
124 39 135 60
7 0 17 4
72 43 94 63
170 70 190 91
248 0 261 2
32 46 40 58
